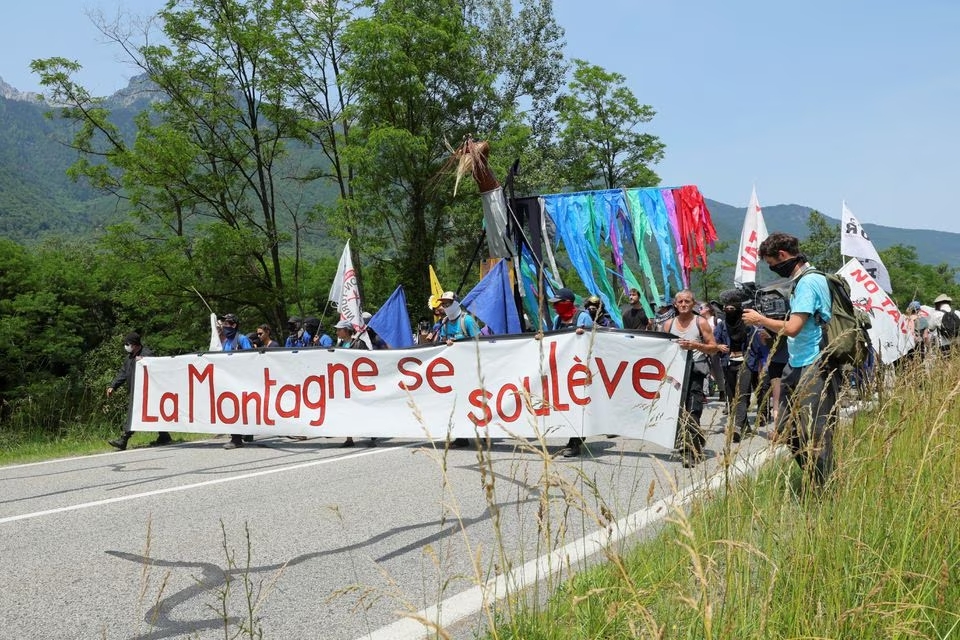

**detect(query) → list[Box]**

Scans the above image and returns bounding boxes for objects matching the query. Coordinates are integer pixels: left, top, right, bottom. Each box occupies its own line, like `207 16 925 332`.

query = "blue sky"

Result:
3 0 959 233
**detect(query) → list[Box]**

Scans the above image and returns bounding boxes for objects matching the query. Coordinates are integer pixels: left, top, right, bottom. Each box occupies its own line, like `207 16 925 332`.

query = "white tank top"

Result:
668 316 707 363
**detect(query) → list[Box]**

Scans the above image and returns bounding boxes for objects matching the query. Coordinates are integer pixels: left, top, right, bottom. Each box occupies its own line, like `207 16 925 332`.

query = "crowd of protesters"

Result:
105 256 959 481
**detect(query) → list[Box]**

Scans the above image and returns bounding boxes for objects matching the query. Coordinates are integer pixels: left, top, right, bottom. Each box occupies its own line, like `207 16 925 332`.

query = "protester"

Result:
334 319 376 448
755 329 789 426
662 289 718 467
929 293 960 354
547 287 594 457
653 298 677 331
360 311 388 349
304 316 333 348
718 289 751 436
743 232 843 489
620 288 651 330
219 313 254 449
549 287 592 332
257 324 280 348
285 316 311 348
584 295 615 327
437 291 481 343
106 333 171 450
698 302 725 398
435 291 480 448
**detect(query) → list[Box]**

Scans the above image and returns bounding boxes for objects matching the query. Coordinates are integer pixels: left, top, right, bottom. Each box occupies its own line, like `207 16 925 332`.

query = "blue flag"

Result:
461 259 522 335
368 285 414 348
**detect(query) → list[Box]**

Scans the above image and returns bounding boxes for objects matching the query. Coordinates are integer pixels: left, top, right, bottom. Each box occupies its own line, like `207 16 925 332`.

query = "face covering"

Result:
723 306 743 324
769 255 804 278
941 304 953 313
223 326 238 340
553 300 576 322
124 344 134 353
444 301 461 320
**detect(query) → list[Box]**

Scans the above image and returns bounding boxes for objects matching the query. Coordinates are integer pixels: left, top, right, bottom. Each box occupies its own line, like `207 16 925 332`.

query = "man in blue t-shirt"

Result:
742 232 843 489
217 313 254 450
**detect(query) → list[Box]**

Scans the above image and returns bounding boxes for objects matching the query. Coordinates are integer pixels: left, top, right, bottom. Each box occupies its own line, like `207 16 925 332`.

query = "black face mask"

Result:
769 255 804 278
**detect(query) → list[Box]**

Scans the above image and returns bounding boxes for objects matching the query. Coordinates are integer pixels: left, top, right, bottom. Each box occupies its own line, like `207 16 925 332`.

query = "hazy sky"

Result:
3 0 959 233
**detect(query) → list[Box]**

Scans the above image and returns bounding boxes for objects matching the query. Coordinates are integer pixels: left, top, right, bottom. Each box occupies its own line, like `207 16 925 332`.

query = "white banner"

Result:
837 259 914 364
840 203 892 293
129 332 687 449
734 187 768 285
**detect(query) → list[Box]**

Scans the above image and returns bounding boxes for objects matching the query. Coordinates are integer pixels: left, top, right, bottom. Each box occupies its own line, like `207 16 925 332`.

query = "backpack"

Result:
794 269 872 368
940 310 960 340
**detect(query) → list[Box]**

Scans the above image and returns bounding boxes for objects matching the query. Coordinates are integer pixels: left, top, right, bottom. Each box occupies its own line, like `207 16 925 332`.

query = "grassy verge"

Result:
0 427 209 466
479 353 960 639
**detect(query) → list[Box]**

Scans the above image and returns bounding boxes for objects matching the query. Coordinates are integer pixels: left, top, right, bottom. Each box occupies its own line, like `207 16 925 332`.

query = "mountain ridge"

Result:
1 76 957 273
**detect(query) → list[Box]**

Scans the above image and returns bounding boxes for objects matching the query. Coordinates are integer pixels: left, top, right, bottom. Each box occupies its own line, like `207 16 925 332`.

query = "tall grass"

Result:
475 352 960 639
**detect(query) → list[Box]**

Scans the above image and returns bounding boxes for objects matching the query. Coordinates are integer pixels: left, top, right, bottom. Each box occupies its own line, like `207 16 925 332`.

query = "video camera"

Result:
737 279 792 320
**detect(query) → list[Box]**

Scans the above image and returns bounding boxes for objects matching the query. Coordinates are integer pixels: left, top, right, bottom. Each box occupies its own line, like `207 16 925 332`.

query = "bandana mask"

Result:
222 326 238 340
769 255 804 278
444 301 461 320
553 300 576 322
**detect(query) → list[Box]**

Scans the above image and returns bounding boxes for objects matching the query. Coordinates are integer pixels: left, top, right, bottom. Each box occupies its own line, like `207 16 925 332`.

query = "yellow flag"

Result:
428 265 445 310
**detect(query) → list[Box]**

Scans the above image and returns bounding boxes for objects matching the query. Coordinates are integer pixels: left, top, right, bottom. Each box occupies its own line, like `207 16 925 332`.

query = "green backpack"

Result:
794 269 873 368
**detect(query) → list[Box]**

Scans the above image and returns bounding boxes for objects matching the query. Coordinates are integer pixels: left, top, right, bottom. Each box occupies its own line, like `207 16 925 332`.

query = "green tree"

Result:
339 0 566 309
801 210 842 273
555 59 664 190
690 240 733 303
33 0 314 330
880 244 960 306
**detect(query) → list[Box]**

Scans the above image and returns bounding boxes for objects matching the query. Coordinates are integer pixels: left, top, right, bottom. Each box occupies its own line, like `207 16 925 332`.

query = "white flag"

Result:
328 240 371 348
837 258 913 364
734 186 769 285
839 202 892 293
208 312 222 351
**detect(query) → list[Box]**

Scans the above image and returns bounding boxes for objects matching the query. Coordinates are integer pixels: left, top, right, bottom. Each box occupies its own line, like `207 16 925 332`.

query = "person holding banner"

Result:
663 289 718 467
436 291 480 448
743 233 842 489
334 319 377 448
107 332 171 450
547 287 594 457
220 313 254 449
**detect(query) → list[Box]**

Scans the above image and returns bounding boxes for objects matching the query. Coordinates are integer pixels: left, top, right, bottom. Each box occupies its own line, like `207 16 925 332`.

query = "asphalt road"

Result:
0 401 773 640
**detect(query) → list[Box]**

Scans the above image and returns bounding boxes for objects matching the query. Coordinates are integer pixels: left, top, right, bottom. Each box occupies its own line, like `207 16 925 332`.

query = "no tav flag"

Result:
840 202 892 293
328 240 371 348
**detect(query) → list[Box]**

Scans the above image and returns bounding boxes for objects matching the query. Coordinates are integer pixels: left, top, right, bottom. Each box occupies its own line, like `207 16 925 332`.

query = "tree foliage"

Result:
800 210 843 273
555 59 664 190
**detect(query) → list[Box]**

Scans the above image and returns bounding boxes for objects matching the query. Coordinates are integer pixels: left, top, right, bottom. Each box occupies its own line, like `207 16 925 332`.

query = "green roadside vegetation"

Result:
482 354 960 639
0 427 210 466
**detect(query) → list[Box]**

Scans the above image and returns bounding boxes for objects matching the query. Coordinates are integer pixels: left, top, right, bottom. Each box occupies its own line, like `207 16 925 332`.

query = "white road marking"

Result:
355 446 779 640
0 446 397 525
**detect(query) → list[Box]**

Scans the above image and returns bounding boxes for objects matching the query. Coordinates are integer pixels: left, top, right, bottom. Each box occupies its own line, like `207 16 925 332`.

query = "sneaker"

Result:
560 445 581 458
242 435 254 443
450 437 470 448
341 437 355 448
108 438 128 451
223 440 243 450
149 435 173 447
732 430 743 443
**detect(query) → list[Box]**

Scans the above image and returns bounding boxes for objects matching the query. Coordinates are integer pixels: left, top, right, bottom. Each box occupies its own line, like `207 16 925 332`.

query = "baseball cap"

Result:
549 287 575 303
